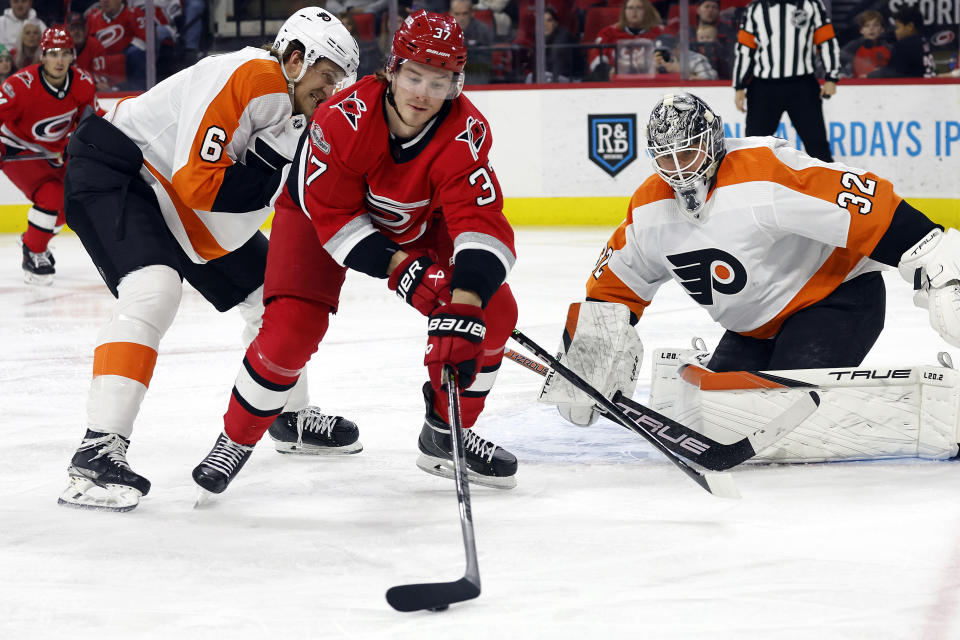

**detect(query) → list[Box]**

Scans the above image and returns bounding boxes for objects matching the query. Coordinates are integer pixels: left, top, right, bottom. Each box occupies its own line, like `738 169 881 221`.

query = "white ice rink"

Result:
2 229 959 640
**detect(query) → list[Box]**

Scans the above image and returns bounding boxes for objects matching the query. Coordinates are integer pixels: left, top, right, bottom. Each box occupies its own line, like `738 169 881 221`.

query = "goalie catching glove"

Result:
388 254 451 316
425 303 486 391
538 301 642 426
899 227 960 347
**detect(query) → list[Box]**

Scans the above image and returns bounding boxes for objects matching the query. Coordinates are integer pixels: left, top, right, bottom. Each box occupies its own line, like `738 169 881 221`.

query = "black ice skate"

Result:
21 235 55 286
192 431 255 497
416 383 518 490
58 429 151 512
268 406 362 455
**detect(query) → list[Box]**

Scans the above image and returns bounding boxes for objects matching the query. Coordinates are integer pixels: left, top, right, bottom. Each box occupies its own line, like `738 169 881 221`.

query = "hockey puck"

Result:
428 605 449 612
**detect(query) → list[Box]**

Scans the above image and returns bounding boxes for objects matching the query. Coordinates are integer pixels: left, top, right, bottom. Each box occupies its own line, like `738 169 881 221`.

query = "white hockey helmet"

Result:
274 7 360 87
645 92 726 223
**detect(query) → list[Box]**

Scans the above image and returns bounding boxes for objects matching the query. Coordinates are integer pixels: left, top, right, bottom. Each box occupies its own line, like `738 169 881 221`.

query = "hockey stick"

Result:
510 329 740 498
503 348 820 471
386 366 481 612
3 152 61 163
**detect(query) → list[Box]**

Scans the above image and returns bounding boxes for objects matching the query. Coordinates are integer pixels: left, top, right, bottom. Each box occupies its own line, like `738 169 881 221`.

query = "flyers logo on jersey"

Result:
455 116 486 161
32 109 79 142
666 248 747 305
334 92 366 131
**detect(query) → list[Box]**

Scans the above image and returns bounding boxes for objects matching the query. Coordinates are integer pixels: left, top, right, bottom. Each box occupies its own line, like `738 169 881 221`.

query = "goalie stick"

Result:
386 366 481 612
510 329 740 498
503 348 821 471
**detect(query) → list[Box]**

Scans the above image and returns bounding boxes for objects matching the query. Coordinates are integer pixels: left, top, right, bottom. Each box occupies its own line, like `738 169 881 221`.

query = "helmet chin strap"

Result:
385 75 413 128
280 54 309 109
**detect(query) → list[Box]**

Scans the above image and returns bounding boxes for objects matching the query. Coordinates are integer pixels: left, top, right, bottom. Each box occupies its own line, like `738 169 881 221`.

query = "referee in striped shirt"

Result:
732 0 840 161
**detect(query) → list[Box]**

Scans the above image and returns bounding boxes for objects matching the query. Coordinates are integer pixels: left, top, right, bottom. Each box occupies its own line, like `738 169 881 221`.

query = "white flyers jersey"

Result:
105 47 299 263
587 137 902 338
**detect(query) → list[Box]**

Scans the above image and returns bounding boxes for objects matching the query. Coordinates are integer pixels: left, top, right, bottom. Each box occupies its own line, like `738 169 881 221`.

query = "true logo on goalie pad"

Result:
666 248 747 305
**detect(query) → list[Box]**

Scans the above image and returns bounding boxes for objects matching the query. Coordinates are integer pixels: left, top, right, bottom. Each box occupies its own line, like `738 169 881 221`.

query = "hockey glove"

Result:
425 303 486 391
387 254 451 316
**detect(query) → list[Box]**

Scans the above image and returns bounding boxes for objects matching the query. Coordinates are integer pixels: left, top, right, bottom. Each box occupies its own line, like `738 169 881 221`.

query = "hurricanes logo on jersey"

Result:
455 116 486 161
32 109 79 143
334 92 366 131
94 24 126 50
666 248 747 305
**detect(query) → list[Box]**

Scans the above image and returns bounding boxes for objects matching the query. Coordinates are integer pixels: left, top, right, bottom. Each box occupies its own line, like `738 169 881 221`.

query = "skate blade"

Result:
416 454 517 490
23 271 54 286
272 438 363 455
193 486 217 509
57 476 141 512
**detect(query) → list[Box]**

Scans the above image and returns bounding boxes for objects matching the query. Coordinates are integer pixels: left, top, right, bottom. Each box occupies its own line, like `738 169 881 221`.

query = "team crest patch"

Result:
334 91 366 131
588 114 636 177
2 83 13 97
310 122 330 154
666 248 747 305
455 116 487 161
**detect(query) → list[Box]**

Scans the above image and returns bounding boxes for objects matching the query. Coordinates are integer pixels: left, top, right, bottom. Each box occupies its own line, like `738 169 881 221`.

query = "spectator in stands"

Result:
451 0 494 84
589 0 664 79
692 0 735 44
868 6 934 78
840 10 891 78
67 10 109 89
180 0 206 61
86 0 146 89
653 32 717 78
12 21 42 68
339 11 382 78
526 6 578 83
476 0 512 40
693 23 731 78
0 0 47 51
0 44 12 81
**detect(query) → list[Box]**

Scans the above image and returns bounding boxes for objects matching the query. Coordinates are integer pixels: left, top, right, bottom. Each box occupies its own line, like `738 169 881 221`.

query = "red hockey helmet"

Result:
40 26 75 54
390 10 467 74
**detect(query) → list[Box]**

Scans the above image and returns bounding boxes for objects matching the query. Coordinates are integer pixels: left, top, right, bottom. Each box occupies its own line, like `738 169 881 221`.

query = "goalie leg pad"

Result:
676 365 960 462
538 302 642 426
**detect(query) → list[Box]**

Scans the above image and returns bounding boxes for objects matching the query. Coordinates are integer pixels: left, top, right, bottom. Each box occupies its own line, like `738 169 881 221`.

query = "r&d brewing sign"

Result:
588 114 637 177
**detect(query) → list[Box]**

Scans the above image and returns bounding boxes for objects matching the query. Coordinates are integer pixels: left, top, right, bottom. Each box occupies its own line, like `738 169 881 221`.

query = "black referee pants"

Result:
745 74 833 163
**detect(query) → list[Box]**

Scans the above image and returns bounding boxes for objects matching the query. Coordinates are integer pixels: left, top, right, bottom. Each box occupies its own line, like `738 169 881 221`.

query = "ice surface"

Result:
2 230 959 639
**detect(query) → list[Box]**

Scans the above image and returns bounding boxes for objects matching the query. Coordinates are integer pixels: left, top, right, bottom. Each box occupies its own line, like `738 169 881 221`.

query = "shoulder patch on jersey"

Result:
2 83 13 97
333 91 366 131
13 69 33 89
310 121 330 154
666 248 747 305
455 116 486 162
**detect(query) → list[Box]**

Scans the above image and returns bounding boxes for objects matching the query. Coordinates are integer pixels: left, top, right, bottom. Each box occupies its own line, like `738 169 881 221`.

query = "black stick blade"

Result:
386 576 481 612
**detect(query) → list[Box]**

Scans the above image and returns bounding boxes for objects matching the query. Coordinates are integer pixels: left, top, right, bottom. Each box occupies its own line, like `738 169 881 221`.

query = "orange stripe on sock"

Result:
93 342 159 387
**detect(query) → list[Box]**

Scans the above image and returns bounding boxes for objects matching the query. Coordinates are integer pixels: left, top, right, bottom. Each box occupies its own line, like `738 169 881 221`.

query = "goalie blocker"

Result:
538 302 642 426
650 346 960 463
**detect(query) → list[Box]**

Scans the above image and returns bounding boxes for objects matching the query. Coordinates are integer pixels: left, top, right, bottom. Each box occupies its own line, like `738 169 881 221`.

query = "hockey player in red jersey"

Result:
58 8 361 512
192 10 520 496
0 26 97 285
84 0 146 88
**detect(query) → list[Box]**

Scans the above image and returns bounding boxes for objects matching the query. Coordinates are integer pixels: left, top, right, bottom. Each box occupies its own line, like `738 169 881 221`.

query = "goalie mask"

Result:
274 7 359 91
646 92 726 223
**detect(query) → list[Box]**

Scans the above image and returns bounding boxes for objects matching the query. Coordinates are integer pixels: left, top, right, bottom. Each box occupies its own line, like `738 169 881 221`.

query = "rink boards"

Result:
0 81 956 232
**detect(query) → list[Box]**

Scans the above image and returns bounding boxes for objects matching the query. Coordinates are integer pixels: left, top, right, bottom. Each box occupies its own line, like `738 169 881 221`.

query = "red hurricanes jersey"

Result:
0 65 98 153
75 36 108 83
86 5 145 55
283 76 516 289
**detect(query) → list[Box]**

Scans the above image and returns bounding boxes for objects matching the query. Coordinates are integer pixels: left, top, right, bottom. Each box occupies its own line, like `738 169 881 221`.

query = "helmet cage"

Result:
645 92 726 221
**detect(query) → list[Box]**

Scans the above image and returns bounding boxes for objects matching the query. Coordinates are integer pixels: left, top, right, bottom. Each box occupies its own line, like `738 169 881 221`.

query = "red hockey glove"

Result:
387 254 451 316
425 303 486 391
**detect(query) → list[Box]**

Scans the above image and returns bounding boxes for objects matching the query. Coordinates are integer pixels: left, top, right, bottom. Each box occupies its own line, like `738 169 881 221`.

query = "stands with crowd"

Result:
0 0 953 89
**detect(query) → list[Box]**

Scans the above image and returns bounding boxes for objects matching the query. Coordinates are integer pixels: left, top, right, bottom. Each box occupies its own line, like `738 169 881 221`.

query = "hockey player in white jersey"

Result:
541 92 960 464
58 8 362 512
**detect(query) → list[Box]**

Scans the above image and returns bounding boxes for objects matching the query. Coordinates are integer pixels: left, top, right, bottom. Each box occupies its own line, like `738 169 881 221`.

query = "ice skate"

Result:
21 234 55 286
58 429 151 512
268 406 362 455
416 383 518 490
192 431 255 496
